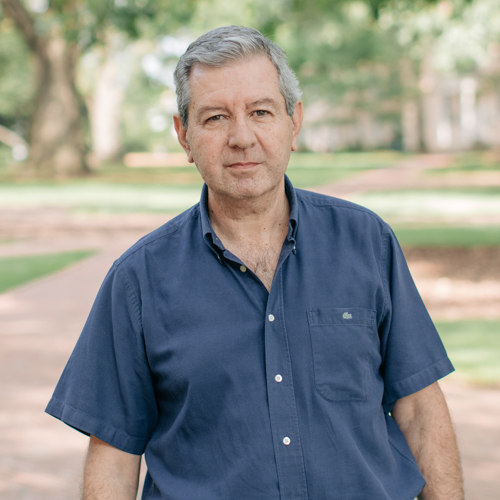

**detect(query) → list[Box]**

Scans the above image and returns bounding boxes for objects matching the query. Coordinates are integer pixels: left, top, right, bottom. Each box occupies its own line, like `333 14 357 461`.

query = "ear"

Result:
290 101 303 152
173 115 194 163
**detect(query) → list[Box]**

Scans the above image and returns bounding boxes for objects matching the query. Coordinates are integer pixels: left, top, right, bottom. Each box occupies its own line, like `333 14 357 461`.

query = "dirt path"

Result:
313 152 500 197
1 154 499 498
313 153 454 197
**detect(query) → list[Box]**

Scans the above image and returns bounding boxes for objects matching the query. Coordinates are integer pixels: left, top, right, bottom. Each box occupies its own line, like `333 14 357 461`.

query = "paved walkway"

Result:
313 153 454 197
0 217 155 500
312 152 500 199
1 155 499 498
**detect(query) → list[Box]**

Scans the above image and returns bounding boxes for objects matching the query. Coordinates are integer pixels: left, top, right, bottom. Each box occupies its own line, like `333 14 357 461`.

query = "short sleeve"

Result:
45 262 158 455
379 227 454 412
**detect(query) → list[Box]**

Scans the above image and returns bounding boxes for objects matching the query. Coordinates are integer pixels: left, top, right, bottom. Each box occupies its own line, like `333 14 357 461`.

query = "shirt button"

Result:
275 374 283 383
268 314 275 322
239 265 247 273
283 436 291 446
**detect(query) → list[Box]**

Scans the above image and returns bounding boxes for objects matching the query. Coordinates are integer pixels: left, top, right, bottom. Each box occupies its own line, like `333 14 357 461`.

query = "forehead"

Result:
188 55 283 108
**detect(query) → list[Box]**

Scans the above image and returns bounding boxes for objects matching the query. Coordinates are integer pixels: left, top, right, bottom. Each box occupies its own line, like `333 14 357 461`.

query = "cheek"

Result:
189 137 222 173
263 123 294 150
191 125 226 146
269 130 294 159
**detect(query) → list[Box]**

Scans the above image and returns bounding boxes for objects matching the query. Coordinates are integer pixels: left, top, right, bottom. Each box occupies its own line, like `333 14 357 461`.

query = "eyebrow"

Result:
196 98 280 117
247 98 279 109
196 106 228 117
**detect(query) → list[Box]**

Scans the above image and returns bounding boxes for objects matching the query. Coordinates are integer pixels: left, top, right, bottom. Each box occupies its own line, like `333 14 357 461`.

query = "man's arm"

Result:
83 435 141 500
392 381 464 500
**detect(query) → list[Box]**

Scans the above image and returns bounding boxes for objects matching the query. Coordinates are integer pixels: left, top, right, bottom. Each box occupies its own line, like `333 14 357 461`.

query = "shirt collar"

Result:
285 175 299 243
201 175 298 251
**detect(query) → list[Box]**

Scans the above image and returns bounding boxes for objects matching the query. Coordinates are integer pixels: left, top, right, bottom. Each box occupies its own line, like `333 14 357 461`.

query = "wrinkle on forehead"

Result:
187 56 285 119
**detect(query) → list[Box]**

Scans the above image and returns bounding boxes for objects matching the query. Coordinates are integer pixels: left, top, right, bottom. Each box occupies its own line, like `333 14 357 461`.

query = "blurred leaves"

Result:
0 20 34 131
1 0 500 174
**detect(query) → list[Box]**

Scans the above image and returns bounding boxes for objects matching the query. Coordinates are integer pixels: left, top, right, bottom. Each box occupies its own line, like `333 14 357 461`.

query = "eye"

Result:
254 110 270 117
207 114 224 122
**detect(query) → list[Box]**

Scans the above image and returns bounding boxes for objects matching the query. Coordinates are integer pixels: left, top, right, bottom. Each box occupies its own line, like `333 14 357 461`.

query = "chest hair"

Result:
243 245 281 291
227 240 282 292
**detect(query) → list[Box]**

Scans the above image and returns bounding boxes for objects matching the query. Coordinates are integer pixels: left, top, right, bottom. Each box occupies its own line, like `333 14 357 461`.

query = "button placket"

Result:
264 271 308 498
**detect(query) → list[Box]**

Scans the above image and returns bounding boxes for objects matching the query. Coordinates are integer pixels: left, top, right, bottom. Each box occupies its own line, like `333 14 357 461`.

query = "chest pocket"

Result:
307 307 377 402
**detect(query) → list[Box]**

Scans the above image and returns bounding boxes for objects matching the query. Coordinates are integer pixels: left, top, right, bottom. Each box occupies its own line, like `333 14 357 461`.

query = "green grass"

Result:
86 165 204 187
0 184 203 213
288 150 406 168
353 187 500 223
437 320 500 386
428 150 500 174
287 166 363 187
287 151 406 187
394 225 500 247
0 249 97 294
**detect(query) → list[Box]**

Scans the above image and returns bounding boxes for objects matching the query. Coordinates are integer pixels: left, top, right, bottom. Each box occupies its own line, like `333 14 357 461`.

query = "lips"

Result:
226 162 260 169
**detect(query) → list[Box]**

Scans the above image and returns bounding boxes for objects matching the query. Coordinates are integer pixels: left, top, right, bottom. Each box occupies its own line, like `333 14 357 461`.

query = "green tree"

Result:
0 20 33 160
0 0 193 176
269 0 478 152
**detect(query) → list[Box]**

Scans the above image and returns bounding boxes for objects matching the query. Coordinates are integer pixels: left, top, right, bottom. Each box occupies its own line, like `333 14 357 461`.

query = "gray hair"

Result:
174 25 302 128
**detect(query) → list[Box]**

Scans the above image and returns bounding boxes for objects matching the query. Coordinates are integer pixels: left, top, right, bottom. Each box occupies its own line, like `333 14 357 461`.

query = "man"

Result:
47 26 463 499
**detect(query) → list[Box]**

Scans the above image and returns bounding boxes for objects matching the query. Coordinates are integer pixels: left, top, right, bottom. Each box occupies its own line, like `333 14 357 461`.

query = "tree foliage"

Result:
0 19 34 131
0 0 195 176
0 0 498 174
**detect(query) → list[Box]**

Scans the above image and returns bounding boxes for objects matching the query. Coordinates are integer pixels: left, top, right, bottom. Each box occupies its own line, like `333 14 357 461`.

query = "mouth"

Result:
226 162 260 170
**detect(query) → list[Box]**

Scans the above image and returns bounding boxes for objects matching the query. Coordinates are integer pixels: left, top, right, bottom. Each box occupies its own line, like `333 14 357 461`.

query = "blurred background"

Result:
1 0 500 172
0 0 499 498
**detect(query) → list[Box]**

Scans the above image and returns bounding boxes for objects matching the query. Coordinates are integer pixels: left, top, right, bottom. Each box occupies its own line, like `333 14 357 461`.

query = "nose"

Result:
227 117 256 149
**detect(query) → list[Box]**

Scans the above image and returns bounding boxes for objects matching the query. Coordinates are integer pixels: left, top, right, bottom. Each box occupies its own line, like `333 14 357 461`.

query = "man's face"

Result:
174 55 302 204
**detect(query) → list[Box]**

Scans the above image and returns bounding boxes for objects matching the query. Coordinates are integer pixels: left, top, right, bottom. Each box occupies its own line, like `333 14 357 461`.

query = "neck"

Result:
207 184 290 245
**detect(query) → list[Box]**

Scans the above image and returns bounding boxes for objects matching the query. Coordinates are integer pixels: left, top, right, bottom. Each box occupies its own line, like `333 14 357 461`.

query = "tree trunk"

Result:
29 36 89 176
419 45 443 153
89 38 125 166
400 58 422 152
1 0 89 177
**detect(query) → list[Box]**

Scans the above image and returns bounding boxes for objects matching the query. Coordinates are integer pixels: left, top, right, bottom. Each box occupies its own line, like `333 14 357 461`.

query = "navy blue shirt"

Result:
47 178 453 499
